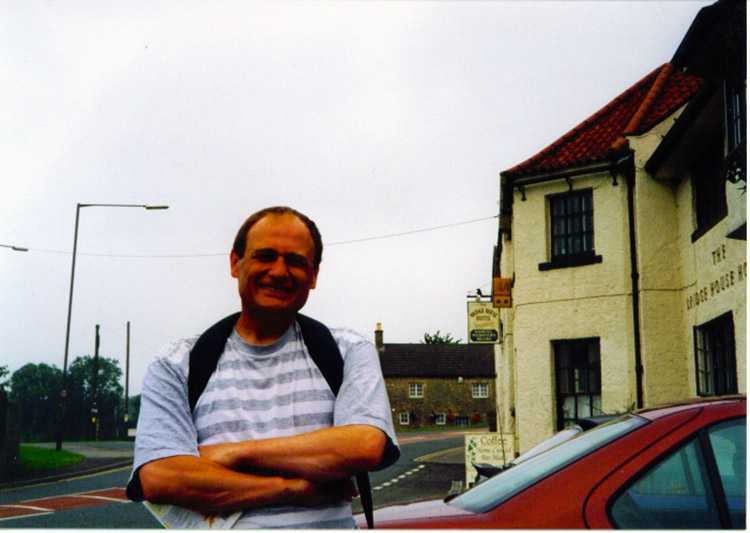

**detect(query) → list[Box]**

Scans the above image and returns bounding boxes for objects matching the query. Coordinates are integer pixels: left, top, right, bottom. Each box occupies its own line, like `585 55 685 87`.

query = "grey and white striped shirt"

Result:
128 320 399 529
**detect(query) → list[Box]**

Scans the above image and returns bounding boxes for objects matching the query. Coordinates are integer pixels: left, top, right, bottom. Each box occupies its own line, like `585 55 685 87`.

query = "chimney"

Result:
374 323 384 357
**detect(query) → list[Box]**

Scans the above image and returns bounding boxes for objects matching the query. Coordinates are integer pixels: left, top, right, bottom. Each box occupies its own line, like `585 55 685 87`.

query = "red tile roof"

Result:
502 63 703 178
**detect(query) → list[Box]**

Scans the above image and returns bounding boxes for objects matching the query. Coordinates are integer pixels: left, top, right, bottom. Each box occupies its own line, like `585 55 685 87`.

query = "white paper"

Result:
143 501 242 529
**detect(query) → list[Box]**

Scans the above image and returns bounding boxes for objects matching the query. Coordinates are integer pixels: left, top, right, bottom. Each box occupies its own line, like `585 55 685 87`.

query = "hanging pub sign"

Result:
467 301 500 344
493 277 512 308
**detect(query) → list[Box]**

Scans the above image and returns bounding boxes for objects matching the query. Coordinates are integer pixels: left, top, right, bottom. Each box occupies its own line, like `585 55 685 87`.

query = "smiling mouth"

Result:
258 283 294 295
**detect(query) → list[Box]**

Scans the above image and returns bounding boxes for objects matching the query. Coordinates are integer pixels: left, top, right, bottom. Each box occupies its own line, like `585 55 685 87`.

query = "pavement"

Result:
1 436 467 491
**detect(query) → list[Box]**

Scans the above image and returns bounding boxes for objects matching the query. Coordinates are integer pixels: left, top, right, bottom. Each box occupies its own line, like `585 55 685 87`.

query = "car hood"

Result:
355 498 474 528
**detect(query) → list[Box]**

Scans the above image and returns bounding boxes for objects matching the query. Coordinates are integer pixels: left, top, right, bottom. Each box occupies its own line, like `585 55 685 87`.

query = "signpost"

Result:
467 301 500 344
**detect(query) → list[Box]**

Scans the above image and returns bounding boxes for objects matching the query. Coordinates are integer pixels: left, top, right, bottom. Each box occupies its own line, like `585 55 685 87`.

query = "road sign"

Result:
493 277 512 308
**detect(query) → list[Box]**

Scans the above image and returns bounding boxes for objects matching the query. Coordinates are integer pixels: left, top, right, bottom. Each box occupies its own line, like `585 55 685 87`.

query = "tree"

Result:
66 355 123 441
8 363 62 442
0 365 8 390
420 331 462 344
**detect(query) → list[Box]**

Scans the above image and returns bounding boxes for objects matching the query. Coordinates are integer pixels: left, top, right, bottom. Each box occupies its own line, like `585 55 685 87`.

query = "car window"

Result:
611 436 722 529
708 419 745 529
450 414 646 514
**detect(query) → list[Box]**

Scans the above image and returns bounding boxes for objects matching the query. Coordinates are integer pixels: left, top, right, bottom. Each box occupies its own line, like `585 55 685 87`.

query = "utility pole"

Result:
124 321 130 434
92 324 100 441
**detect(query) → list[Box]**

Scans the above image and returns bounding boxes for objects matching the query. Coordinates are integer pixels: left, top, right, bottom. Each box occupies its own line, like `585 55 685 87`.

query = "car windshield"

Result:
450 414 647 514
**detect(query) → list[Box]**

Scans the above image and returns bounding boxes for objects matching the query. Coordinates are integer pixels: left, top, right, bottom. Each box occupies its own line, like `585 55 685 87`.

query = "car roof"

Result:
635 395 746 421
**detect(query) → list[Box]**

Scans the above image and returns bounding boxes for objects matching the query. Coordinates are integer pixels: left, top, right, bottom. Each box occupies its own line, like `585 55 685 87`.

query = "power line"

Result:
19 215 498 258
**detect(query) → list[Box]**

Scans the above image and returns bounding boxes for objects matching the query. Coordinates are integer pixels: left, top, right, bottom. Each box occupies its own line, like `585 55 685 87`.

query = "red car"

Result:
360 396 745 529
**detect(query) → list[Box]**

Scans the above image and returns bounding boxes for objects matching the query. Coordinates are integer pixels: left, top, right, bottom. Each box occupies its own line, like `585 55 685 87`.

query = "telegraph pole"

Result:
92 324 100 441
124 321 130 431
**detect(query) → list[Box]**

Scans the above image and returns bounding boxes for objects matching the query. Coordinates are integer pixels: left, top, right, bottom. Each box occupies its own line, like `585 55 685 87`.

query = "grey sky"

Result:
1 1 712 394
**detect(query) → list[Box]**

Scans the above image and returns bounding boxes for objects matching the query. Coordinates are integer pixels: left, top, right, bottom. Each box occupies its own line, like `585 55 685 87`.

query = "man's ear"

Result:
230 250 240 279
310 267 319 290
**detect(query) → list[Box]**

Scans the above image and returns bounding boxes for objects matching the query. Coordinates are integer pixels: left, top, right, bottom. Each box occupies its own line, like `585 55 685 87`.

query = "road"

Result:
0 430 471 528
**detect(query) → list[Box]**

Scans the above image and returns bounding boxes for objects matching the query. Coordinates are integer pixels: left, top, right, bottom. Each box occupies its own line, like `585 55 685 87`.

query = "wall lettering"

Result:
686 261 747 310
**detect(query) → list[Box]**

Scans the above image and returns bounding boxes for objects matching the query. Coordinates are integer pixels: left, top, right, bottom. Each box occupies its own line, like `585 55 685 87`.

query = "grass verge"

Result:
16 445 85 475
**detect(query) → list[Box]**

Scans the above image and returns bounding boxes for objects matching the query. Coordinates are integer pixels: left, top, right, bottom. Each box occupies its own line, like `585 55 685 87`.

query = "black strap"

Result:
188 312 240 412
188 312 375 529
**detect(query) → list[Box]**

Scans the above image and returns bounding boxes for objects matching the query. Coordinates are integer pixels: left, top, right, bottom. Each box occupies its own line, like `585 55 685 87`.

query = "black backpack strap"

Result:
296 314 344 394
188 312 240 412
296 314 374 528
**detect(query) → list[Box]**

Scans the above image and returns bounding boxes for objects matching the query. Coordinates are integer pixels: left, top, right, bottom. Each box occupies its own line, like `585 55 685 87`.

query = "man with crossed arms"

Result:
127 206 399 528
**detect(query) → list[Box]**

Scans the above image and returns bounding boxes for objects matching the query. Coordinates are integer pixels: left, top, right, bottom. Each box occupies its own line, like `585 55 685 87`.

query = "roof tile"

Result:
503 63 703 178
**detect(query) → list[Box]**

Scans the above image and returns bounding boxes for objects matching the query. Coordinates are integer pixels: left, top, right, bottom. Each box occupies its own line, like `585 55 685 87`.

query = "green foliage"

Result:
0 365 8 390
8 356 126 442
9 363 62 442
65 355 124 441
420 331 462 344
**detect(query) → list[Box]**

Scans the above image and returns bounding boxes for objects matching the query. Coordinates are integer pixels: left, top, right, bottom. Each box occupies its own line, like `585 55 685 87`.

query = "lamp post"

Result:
55 203 168 451
0 244 29 252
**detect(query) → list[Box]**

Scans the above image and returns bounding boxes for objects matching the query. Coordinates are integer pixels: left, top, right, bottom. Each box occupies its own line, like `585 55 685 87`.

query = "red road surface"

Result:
0 488 128 520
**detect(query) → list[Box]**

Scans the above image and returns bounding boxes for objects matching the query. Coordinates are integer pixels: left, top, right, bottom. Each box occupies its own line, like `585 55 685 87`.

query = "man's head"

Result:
233 206 323 269
230 207 322 323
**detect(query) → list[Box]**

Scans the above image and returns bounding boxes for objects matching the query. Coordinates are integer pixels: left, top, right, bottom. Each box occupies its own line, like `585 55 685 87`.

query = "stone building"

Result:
374 325 496 430
493 0 746 455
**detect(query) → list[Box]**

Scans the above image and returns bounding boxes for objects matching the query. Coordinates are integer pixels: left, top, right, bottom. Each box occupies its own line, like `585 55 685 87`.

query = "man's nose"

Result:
267 256 289 277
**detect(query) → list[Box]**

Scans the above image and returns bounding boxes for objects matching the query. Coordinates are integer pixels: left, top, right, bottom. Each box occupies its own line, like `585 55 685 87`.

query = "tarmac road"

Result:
0 430 479 528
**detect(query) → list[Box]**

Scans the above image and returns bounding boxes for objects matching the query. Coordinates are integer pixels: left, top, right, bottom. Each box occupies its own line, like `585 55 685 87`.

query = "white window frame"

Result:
435 413 446 425
472 383 489 399
409 383 424 398
399 413 410 425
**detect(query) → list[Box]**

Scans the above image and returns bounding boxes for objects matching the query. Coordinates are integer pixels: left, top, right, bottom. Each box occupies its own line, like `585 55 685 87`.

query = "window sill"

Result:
539 254 602 271
691 211 728 243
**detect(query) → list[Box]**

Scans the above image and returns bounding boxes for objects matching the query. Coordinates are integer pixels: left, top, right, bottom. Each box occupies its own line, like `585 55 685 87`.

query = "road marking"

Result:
0 486 130 521
414 446 464 462
1 504 52 511
371 464 425 492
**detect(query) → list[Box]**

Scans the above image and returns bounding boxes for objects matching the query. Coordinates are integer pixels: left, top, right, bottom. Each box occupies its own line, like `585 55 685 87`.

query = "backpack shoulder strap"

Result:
296 313 344 394
188 312 240 412
296 314 375 529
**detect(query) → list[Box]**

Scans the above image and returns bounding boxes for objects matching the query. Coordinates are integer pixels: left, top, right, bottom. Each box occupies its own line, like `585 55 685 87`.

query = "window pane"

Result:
552 198 565 216
709 419 746 528
552 217 566 237
611 438 721 529
576 396 591 418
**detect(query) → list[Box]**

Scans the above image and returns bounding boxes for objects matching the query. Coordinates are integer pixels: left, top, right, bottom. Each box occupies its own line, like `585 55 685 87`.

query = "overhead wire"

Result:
18 215 499 258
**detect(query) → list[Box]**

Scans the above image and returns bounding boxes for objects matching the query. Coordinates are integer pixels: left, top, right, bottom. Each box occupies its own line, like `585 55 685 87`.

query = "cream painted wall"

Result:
505 172 639 452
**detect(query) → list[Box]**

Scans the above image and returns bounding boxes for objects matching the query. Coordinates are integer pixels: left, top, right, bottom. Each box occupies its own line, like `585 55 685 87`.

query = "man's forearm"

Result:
200 424 386 481
138 455 355 514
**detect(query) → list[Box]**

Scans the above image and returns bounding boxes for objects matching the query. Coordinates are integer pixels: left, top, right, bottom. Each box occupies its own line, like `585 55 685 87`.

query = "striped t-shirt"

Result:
128 320 398 529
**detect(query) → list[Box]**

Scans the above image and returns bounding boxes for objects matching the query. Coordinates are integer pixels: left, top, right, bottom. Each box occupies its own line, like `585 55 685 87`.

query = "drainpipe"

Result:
623 153 644 409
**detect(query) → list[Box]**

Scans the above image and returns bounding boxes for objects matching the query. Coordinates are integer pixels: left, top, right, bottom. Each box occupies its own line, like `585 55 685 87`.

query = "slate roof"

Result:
379 343 495 378
502 63 703 178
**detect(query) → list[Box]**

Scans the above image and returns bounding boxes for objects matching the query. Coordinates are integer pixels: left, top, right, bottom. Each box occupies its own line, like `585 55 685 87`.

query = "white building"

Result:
494 0 746 454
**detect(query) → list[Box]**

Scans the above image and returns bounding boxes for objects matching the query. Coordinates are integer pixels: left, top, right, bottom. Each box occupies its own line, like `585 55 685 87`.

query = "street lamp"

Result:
0 244 29 252
55 203 168 451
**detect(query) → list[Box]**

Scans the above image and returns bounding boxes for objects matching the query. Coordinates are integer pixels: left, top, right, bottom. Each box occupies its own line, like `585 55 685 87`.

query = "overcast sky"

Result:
1 0 712 395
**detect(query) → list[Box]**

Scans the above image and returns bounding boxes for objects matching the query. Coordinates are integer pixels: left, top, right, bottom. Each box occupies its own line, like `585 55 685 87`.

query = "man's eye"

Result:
284 255 309 268
252 252 277 262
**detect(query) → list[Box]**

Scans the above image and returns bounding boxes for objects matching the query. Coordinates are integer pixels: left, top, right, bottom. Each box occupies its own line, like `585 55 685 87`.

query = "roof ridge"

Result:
503 64 666 176
623 63 676 135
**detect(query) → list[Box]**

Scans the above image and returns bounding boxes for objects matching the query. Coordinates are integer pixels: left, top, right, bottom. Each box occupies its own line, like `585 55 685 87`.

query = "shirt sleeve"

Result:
126 339 200 501
332 329 401 470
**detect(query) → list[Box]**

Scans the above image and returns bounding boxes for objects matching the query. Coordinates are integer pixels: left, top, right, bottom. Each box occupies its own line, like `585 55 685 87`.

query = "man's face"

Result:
230 213 319 321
